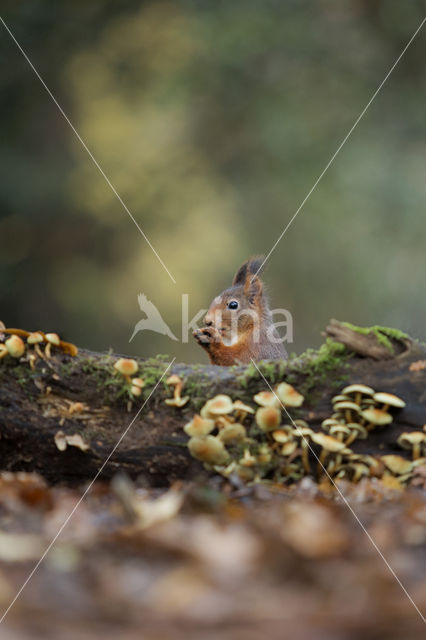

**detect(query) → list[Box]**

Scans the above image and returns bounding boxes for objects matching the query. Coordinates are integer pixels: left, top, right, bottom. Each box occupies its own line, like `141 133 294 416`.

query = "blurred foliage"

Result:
0 0 425 362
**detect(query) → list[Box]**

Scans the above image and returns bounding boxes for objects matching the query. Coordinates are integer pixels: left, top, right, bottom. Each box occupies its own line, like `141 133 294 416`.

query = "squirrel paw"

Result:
193 326 221 347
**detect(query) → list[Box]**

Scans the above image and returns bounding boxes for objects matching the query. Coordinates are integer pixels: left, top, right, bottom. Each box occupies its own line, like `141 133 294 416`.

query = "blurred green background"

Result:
0 0 425 363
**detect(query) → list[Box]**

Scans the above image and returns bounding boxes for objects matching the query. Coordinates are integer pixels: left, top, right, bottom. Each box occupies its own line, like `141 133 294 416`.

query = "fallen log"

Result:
0 320 424 485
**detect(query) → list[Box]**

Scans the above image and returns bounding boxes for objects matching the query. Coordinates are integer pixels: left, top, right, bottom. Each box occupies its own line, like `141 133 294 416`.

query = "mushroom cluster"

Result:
0 322 78 368
184 380 422 487
113 358 145 399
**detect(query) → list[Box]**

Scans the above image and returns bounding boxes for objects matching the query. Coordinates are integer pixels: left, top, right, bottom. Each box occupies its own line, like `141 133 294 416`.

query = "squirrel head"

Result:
204 256 267 345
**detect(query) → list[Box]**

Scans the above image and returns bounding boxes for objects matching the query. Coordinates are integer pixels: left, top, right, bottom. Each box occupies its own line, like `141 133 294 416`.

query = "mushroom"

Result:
280 441 298 457
342 384 375 405
397 431 425 460
219 423 246 444
292 426 314 473
328 424 351 442
272 429 293 444
381 455 413 476
165 374 189 408
27 331 44 345
184 414 215 437
5 335 25 358
188 435 229 465
201 394 234 418
239 448 257 467
255 406 281 432
114 358 139 382
44 332 61 358
130 377 145 397
373 392 405 412
344 422 368 446
253 391 280 408
275 382 304 407
333 401 361 424
232 400 255 422
360 407 392 431
331 395 349 405
311 432 351 467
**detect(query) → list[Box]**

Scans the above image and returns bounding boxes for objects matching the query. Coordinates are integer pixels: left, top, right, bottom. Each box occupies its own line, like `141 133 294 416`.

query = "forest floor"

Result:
0 471 425 640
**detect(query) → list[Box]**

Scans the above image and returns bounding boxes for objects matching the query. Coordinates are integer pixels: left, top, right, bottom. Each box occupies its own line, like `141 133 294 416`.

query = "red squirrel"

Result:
193 256 288 365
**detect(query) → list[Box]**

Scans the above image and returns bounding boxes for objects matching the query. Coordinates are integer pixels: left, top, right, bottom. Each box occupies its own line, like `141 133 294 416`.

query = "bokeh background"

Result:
0 0 425 363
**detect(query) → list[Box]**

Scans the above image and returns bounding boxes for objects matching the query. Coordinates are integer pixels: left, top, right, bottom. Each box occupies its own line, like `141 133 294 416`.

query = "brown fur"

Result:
193 256 288 365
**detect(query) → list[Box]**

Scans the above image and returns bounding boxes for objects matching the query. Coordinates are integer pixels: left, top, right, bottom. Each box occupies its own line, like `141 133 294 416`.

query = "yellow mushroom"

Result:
5 335 25 358
373 392 406 412
200 394 234 418
397 431 425 460
114 358 139 381
188 435 229 465
165 374 189 408
255 406 281 432
360 407 392 431
253 391 280 408
130 377 145 397
184 414 215 437
275 382 304 407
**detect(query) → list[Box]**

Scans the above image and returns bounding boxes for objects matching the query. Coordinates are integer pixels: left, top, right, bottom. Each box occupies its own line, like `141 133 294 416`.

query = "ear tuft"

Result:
232 255 265 286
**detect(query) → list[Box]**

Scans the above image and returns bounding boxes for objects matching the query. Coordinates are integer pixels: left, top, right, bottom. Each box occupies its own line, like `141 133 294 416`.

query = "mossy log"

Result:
0 320 424 485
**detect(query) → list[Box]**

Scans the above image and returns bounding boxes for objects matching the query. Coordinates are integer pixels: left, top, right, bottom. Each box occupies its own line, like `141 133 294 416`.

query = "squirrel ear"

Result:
244 273 263 303
232 255 265 286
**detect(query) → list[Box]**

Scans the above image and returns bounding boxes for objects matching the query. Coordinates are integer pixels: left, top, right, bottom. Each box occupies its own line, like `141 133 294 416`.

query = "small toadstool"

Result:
255 406 281 432
275 382 304 407
5 335 25 358
397 431 425 460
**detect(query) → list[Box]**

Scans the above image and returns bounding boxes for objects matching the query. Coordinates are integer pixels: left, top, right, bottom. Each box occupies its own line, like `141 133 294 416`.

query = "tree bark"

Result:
0 320 424 485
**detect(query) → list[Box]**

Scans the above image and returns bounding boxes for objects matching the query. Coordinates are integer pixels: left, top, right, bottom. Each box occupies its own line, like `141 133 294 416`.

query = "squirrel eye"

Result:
228 300 239 310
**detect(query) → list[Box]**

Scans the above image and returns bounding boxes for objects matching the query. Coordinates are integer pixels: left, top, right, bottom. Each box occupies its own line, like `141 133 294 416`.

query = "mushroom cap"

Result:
321 418 342 430
281 441 298 456
5 335 25 358
201 394 234 416
331 395 349 405
311 432 349 453
397 431 425 448
218 423 246 444
184 414 215 437
329 424 351 436
188 435 229 465
276 382 304 407
45 333 61 346
272 429 293 443
130 384 143 397
342 384 375 396
333 401 361 413
360 408 392 426
27 331 44 344
381 455 413 475
166 374 182 386
114 358 139 376
253 391 280 408
346 423 368 439
255 406 281 431
131 377 145 389
373 392 405 409
232 400 255 414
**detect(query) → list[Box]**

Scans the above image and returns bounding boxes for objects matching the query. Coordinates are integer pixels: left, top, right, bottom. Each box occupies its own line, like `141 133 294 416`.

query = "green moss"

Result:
341 322 408 354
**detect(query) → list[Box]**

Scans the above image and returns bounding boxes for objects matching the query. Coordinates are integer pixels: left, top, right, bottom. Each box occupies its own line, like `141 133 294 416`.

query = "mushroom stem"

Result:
413 443 421 460
301 441 310 474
